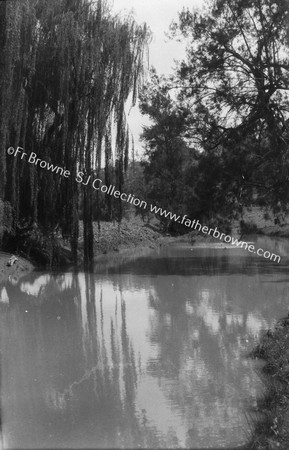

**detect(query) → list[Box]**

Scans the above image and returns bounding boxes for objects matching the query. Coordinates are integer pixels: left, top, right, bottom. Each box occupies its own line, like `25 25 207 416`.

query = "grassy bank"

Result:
4 206 289 269
1 217 164 269
248 320 289 450
78 217 163 256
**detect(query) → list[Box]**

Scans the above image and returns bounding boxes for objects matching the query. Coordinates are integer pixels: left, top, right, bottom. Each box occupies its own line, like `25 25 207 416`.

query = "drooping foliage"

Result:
0 0 150 265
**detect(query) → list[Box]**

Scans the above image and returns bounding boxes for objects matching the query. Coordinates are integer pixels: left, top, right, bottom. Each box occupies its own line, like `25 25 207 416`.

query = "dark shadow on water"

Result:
102 253 287 277
260 278 289 283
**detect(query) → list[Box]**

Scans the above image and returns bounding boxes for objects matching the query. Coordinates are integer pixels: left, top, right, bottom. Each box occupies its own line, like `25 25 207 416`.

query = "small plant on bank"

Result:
248 322 289 449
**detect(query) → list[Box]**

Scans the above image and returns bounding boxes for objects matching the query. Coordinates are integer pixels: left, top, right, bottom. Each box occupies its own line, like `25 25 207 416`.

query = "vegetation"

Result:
140 0 289 227
1 1 289 447
0 0 150 266
249 320 289 449
1 0 289 261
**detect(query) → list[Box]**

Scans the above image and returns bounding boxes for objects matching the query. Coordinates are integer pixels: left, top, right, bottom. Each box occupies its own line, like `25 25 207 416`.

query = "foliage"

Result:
0 0 150 264
169 0 289 207
249 321 289 449
140 0 289 227
139 70 190 222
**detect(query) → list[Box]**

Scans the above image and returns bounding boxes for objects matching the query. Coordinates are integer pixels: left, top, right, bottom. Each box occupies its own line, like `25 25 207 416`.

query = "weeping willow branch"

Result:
0 0 151 265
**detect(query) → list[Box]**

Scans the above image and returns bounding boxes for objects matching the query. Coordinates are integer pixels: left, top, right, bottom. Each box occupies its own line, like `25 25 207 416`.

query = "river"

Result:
0 235 288 449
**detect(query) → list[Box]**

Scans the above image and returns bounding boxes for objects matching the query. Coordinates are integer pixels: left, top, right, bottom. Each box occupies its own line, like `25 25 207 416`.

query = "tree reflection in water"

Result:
0 241 288 448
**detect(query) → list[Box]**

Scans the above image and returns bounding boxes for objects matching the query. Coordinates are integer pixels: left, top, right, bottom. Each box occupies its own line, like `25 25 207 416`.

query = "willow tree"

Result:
0 0 150 265
0 0 37 231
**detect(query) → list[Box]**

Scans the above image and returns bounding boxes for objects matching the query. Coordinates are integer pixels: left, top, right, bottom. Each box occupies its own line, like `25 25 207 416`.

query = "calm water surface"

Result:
0 236 289 449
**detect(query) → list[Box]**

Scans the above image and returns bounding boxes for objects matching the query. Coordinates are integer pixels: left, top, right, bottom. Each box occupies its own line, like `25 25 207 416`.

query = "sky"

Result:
110 0 205 157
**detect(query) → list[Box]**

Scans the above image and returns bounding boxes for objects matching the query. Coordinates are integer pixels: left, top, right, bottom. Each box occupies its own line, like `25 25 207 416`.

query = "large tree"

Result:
0 0 150 265
139 70 190 226
169 0 289 208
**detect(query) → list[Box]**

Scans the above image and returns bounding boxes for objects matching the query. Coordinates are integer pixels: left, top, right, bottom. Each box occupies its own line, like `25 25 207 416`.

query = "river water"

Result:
0 236 289 449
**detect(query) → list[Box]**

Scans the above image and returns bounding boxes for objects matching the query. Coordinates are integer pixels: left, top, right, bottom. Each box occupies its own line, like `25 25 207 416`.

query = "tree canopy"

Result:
140 0 289 226
0 0 150 264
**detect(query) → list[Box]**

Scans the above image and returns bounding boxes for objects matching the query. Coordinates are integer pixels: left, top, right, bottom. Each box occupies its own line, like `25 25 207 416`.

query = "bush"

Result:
240 219 259 234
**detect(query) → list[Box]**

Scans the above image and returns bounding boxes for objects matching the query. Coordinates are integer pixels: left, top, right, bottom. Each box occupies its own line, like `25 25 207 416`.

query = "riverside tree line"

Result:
139 0 289 232
0 0 150 265
0 0 289 265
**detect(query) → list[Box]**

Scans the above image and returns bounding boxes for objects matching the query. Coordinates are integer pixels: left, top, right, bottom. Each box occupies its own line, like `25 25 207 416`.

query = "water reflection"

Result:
0 239 288 448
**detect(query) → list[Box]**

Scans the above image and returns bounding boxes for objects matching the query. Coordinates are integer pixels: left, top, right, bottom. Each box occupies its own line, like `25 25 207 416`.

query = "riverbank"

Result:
5 206 289 269
1 217 164 269
2 210 287 273
2 223 289 449
233 206 289 237
78 217 164 258
248 320 289 450
0 252 34 284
